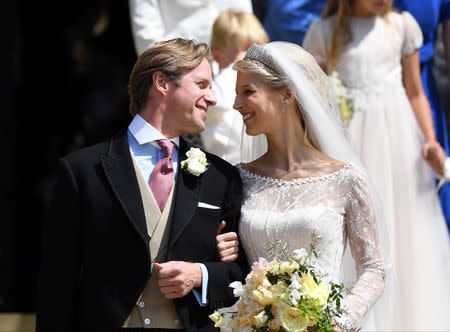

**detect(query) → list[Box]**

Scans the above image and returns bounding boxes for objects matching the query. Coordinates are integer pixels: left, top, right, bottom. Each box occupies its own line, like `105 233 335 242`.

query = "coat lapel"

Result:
169 138 203 247
100 130 149 244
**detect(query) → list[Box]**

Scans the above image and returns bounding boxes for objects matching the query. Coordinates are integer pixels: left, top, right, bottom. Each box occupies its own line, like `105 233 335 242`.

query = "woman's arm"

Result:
402 50 436 142
401 50 446 171
339 170 386 331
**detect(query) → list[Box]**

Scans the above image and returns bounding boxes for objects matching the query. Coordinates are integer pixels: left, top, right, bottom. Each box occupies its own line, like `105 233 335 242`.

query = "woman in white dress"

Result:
215 42 399 331
302 0 450 329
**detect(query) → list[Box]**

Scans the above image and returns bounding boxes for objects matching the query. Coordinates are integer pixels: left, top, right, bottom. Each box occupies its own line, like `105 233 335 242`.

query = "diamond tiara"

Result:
243 44 282 76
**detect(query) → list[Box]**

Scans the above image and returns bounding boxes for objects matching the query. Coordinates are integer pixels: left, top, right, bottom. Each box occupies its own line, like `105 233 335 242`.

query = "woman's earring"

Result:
281 103 286 112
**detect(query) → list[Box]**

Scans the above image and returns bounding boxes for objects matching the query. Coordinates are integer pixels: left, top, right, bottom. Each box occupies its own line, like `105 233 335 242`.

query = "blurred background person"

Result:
303 0 450 330
262 0 327 44
395 0 450 232
128 0 253 56
201 10 269 164
434 18 450 114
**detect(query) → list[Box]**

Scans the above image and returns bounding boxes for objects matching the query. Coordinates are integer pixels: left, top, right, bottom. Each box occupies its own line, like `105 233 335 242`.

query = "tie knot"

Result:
157 139 175 158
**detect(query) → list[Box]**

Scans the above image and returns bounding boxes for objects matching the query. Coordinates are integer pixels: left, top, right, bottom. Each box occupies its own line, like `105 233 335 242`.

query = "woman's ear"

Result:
153 71 168 95
282 88 295 104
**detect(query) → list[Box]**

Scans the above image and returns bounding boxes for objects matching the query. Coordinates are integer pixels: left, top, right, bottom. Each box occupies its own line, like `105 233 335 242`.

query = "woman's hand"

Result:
216 221 239 262
422 140 446 175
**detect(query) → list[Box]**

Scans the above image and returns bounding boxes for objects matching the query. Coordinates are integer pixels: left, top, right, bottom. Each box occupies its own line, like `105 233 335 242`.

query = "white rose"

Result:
186 147 205 159
186 160 206 176
278 305 309 332
182 148 208 175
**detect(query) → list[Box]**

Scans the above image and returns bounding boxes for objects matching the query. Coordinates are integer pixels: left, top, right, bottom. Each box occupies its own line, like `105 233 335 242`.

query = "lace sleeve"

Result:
338 172 385 330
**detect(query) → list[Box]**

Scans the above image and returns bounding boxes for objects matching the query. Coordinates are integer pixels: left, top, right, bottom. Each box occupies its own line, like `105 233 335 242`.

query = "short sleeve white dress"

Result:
303 11 450 330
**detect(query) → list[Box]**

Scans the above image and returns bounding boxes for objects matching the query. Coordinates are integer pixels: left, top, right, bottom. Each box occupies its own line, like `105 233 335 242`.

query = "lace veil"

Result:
233 42 402 330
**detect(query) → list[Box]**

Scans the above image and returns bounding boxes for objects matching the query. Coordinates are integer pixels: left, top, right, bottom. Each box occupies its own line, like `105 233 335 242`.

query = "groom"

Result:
36 38 248 332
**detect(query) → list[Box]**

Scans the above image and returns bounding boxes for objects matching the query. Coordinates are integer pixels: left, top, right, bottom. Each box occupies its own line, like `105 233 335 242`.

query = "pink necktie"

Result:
149 139 176 212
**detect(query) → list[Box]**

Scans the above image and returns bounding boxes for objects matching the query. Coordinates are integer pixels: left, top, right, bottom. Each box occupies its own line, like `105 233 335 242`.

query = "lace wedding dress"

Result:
237 163 384 330
303 12 450 330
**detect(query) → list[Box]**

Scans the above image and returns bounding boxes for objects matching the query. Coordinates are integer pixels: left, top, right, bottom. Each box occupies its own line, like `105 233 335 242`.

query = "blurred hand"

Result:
216 220 239 262
422 140 446 175
154 261 202 299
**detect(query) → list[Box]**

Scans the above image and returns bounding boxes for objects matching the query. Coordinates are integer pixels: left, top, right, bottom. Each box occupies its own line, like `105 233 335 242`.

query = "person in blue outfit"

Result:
263 0 327 44
395 0 450 232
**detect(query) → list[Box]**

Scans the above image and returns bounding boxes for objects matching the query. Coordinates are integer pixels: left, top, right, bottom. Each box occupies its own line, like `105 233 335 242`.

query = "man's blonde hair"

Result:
128 38 212 116
211 10 269 51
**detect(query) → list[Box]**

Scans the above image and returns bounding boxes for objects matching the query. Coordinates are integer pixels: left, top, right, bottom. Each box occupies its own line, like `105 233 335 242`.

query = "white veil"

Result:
235 42 402 330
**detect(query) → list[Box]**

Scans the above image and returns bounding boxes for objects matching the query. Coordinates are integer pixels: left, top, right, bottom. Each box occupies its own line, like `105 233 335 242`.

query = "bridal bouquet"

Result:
329 71 359 127
209 240 346 332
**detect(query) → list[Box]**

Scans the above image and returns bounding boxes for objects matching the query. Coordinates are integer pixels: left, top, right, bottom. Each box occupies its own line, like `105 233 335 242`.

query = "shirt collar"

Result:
128 114 180 148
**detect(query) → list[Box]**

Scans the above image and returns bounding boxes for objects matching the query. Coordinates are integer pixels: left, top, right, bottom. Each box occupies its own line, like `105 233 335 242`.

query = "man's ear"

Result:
153 71 169 95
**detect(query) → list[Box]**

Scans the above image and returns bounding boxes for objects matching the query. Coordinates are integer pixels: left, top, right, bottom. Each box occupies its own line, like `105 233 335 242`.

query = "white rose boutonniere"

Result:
181 147 208 176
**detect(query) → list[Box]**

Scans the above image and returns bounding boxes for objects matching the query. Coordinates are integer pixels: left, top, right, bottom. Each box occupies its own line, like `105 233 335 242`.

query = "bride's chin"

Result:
245 127 259 136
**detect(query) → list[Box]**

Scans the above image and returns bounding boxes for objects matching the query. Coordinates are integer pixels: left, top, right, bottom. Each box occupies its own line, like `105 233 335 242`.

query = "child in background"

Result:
303 0 450 330
201 10 269 164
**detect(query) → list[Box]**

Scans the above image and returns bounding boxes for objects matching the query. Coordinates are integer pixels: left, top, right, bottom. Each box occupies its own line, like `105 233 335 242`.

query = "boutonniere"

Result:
181 147 208 176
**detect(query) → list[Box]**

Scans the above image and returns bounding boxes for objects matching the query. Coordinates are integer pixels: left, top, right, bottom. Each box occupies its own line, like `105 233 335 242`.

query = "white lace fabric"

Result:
237 163 384 330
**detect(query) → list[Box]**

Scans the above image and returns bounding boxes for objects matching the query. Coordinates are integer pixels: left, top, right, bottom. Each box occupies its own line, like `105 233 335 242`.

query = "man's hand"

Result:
154 261 202 299
216 220 239 262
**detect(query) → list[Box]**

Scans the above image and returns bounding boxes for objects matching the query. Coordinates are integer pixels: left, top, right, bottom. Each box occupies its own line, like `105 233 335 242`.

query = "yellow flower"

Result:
208 312 225 327
253 285 277 305
301 273 331 309
279 261 300 274
278 305 309 331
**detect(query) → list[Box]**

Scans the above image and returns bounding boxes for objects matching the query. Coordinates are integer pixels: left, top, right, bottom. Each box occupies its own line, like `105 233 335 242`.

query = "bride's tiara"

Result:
243 43 282 76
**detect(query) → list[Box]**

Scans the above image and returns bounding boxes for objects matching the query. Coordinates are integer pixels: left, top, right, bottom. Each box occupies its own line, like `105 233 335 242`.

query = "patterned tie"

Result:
149 139 176 212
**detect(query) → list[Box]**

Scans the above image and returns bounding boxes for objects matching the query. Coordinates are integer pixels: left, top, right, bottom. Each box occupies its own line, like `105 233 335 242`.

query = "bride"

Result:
215 42 400 331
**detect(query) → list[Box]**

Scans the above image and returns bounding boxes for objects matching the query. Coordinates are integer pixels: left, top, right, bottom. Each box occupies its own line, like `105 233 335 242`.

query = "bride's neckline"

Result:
236 162 350 184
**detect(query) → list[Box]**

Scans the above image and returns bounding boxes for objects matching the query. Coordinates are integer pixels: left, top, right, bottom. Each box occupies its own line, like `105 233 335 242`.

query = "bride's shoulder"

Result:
344 163 372 190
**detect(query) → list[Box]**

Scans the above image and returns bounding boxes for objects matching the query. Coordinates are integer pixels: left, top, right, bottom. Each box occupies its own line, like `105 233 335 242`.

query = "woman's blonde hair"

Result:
322 0 392 73
211 10 269 51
